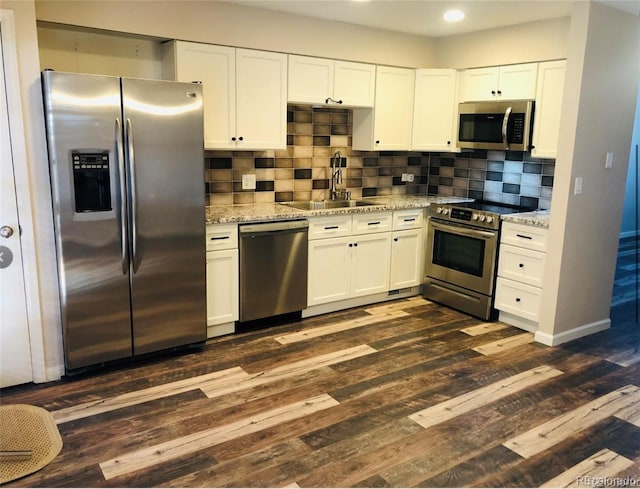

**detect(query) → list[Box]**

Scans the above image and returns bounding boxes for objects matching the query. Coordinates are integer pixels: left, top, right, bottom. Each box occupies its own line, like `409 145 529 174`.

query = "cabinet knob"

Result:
491 90 496 95
497 90 502 95
238 136 244 141
393 237 398 242
354 243 358 247
375 140 380 145
519 263 524 268
348 243 353 248
515 297 521 302
231 137 236 141
447 141 451 145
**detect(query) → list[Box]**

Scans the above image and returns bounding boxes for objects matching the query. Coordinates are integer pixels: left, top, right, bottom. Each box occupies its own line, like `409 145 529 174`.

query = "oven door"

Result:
425 218 499 295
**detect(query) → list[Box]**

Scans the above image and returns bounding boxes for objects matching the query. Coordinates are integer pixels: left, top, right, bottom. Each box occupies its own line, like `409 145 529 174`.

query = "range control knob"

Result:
486 216 494 223
436 207 443 214
442 208 450 215
472 213 479 221
478 215 486 222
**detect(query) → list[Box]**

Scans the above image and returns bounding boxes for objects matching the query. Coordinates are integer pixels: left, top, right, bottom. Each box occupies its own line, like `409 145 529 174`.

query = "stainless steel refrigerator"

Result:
42 71 207 371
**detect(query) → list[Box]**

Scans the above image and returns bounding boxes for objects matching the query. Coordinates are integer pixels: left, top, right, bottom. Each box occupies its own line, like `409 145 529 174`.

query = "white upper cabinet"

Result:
287 55 375 107
163 41 287 150
531 60 566 159
352 65 415 151
460 63 538 102
411 69 458 152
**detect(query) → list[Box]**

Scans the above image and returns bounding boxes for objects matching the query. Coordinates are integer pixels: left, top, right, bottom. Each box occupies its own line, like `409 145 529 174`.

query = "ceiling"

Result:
225 0 639 38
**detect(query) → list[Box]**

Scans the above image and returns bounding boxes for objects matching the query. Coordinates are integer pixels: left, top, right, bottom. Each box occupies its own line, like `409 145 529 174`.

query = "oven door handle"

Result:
429 218 497 240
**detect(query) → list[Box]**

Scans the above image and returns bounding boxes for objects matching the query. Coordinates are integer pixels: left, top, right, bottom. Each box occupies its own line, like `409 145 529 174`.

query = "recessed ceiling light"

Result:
443 9 465 23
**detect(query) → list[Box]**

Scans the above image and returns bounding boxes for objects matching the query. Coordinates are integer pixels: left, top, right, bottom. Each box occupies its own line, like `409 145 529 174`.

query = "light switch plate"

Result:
605 152 614 169
574 176 583 195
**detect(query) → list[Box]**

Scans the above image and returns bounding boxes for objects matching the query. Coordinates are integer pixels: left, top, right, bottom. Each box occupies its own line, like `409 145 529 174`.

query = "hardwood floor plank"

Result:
274 310 409 345
408 365 563 429
607 347 640 367
540 448 634 488
99 393 339 480
52 366 249 424
614 400 640 427
200 344 376 399
472 332 535 355
503 384 640 458
461 322 510 336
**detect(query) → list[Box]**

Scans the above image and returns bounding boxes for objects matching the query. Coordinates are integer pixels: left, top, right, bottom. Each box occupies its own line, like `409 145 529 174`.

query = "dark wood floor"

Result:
1 296 639 488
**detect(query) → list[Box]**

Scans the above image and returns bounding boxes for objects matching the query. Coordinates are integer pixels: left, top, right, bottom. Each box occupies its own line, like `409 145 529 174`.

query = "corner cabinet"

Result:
287 55 375 108
531 60 566 159
352 66 415 151
163 41 287 150
459 63 538 102
411 69 458 152
205 224 239 338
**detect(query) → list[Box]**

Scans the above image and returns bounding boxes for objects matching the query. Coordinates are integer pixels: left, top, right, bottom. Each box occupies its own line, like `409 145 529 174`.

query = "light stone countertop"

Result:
501 210 551 229
205 195 473 224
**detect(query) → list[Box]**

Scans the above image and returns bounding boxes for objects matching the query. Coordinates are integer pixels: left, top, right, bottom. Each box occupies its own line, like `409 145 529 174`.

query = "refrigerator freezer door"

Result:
121 78 206 354
42 71 133 370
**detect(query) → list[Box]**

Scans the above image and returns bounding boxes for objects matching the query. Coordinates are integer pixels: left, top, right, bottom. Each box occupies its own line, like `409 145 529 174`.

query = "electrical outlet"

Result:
242 174 256 190
401 173 409 182
407 173 415 182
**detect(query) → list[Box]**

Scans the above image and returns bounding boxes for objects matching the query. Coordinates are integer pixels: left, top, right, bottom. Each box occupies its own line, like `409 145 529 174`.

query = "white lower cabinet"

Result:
389 209 424 289
205 224 238 338
495 221 548 332
307 213 392 307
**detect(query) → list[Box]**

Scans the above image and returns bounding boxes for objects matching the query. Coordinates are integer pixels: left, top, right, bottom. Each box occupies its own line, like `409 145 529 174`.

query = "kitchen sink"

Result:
282 200 377 210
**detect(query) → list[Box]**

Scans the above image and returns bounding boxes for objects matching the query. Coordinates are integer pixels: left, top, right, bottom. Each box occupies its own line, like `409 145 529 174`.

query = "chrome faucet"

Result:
330 151 343 200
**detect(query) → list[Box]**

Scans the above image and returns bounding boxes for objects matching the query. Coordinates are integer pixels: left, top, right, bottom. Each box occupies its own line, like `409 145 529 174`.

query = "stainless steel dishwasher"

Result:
238 220 308 322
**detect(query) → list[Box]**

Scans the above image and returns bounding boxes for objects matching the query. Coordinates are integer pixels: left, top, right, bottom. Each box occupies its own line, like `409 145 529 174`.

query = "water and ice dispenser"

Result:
72 151 112 213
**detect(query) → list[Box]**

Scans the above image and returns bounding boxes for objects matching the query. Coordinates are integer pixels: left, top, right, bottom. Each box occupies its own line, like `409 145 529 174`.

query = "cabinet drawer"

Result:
308 215 352 240
495 277 541 322
392 209 424 230
501 222 548 252
206 224 238 251
352 212 392 235
498 244 546 287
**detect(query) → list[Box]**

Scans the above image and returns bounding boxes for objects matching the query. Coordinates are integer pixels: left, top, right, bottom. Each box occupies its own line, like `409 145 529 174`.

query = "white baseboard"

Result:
498 311 538 333
207 322 235 338
534 318 611 346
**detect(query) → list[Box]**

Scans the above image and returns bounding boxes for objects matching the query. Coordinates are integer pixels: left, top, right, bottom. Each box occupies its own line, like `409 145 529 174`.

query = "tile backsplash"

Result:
205 105 554 210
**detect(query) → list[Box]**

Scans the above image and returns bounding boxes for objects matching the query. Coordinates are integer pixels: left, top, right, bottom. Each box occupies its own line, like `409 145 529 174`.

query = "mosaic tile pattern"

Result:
204 105 555 208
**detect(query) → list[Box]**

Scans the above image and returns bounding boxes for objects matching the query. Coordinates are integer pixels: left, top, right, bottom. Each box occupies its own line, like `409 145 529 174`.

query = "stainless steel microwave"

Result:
457 100 535 151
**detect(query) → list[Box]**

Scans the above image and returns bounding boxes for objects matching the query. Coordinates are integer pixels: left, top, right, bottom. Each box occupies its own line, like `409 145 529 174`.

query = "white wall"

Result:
434 16 571 68
2 1 64 380
537 1 640 346
620 85 640 238
34 0 436 68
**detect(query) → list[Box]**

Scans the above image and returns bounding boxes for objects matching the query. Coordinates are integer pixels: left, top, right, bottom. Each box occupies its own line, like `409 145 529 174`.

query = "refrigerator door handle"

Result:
125 118 139 273
116 118 128 275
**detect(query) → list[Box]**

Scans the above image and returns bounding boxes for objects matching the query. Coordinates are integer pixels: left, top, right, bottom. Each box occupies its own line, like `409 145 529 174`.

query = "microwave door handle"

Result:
502 106 512 150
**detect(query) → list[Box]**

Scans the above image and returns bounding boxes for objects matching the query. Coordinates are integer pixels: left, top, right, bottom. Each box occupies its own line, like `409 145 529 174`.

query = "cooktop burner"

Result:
428 200 536 230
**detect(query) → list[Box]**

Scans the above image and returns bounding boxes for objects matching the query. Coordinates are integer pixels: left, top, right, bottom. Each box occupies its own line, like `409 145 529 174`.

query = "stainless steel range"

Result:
423 201 533 320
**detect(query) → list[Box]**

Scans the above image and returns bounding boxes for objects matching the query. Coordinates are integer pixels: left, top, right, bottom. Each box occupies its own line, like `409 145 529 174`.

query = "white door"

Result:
0 27 33 388
351 233 391 298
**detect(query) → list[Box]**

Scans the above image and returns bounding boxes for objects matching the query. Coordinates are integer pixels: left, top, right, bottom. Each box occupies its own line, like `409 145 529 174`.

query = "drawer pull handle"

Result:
324 226 339 230
210 236 230 241
368 221 381 226
516 234 533 240
515 297 521 302
403 218 416 222
519 263 524 268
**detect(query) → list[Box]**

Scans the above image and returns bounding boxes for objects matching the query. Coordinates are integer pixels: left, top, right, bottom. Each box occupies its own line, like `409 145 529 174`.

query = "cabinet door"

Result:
498 63 538 100
390 229 424 289
531 60 566 159
353 66 414 150
334 61 376 107
206 249 239 326
351 233 391 297
460 66 499 102
308 237 351 306
287 55 333 105
412 69 458 151
172 42 236 149
235 48 288 150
